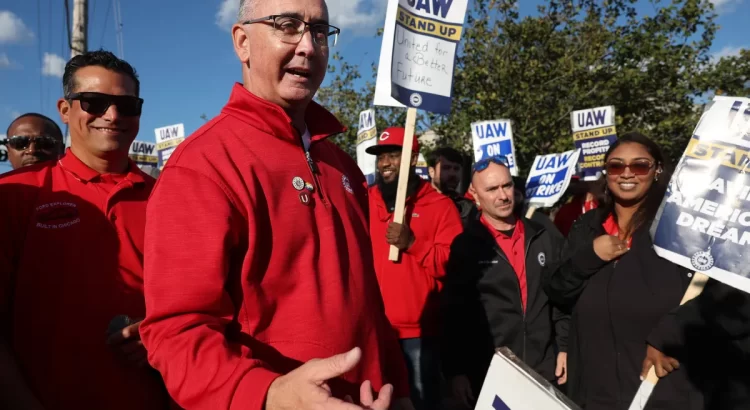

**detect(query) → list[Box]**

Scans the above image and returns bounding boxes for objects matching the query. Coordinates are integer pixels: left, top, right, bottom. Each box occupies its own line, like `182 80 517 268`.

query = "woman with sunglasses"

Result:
544 132 705 409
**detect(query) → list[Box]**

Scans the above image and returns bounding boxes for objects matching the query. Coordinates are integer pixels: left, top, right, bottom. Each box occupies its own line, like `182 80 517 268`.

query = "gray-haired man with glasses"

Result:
140 0 413 410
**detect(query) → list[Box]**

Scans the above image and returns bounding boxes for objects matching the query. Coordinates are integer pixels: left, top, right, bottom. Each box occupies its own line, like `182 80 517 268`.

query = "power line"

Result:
98 0 111 49
37 0 43 112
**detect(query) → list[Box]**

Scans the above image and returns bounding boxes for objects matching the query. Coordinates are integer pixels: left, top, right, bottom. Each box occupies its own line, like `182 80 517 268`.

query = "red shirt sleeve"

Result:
405 201 463 279
140 166 279 410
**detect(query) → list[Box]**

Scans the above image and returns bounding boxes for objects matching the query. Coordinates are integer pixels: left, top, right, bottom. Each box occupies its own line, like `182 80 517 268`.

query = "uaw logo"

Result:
690 250 715 271
35 202 81 229
379 131 390 141
342 175 354 194
537 252 546 267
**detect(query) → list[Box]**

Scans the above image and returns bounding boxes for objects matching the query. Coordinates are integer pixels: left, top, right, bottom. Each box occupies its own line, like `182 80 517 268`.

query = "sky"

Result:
0 0 748 174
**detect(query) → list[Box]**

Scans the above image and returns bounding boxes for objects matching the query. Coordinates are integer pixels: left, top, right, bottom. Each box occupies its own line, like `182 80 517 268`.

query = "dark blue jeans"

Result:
400 337 441 410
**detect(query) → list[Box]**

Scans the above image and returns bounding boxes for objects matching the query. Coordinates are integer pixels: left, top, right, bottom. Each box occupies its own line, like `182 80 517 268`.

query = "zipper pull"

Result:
306 152 319 174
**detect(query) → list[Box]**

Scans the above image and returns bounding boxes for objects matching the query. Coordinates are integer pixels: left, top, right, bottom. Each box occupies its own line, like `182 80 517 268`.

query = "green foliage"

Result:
316 0 749 175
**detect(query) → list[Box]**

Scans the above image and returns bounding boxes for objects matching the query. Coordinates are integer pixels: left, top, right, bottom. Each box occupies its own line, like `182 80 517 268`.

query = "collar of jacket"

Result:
465 212 547 252
371 179 432 220
59 147 148 185
221 83 346 144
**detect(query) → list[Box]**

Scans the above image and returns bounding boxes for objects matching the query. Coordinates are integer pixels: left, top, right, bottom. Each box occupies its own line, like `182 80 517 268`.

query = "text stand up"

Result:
389 107 418 261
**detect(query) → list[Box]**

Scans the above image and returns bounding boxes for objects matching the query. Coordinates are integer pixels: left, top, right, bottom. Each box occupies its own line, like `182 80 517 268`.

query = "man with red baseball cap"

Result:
366 127 463 410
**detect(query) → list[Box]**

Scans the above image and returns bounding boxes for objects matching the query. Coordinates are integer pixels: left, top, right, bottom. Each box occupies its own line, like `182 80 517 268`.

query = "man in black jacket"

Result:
426 147 476 225
442 157 569 408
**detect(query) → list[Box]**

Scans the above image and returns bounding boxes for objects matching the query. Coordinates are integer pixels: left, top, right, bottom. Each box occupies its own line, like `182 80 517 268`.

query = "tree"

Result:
317 0 749 174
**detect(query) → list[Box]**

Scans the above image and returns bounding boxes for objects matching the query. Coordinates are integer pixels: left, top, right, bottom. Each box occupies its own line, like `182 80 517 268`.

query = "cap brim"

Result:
365 144 401 155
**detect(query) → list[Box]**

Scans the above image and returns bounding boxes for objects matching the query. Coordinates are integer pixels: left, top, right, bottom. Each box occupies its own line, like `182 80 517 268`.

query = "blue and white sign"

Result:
651 97 750 294
571 106 617 181
378 0 469 114
155 123 185 170
476 348 580 410
471 119 518 176
356 109 378 185
525 149 581 208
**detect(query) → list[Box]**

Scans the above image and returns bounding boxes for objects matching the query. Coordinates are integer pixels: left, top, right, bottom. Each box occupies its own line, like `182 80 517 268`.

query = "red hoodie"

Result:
369 181 463 339
141 84 408 410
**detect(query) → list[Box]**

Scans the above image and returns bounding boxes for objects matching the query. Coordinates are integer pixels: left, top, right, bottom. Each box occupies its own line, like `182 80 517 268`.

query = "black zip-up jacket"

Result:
543 209 704 410
441 214 569 393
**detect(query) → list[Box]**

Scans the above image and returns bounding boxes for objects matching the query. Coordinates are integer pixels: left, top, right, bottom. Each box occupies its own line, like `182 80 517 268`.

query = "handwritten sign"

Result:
651 97 750 294
378 0 469 113
570 106 617 181
155 123 185 170
471 119 518 176
356 109 378 185
525 149 581 208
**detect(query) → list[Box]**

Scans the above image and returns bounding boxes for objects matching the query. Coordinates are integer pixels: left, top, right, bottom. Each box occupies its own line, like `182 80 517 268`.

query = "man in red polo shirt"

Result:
366 127 463 410
0 51 170 409
442 157 569 409
140 0 410 409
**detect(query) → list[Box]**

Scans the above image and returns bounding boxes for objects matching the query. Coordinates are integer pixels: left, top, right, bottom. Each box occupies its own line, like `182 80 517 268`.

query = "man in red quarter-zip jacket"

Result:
140 1 410 409
366 127 463 410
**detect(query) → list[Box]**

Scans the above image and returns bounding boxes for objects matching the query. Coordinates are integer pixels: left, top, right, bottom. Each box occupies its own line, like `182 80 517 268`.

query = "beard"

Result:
376 169 422 212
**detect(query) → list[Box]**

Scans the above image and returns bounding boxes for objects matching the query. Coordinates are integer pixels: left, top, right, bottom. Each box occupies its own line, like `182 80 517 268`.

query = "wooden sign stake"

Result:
389 107 418 262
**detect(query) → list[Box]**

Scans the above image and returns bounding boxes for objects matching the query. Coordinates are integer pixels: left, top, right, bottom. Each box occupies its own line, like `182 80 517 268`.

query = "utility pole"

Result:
70 0 88 58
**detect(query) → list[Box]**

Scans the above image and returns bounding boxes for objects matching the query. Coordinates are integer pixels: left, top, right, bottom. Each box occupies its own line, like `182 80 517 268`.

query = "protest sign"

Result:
155 123 185 170
376 0 469 114
471 119 518 176
415 153 429 181
356 109 378 185
571 106 617 181
525 149 581 208
650 97 750 295
128 140 158 168
475 347 580 410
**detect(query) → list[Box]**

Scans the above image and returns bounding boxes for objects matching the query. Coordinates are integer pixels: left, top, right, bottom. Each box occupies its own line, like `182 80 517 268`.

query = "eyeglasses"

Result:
604 159 656 176
472 155 510 174
242 15 340 47
66 92 144 117
5 135 61 152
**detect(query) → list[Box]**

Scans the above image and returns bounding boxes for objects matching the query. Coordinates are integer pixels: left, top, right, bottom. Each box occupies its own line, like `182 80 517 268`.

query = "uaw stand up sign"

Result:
651 97 750 295
630 97 750 409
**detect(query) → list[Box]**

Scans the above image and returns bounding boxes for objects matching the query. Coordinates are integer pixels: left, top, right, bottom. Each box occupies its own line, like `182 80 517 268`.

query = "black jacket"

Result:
451 194 478 227
543 208 703 410
647 278 750 410
442 214 569 393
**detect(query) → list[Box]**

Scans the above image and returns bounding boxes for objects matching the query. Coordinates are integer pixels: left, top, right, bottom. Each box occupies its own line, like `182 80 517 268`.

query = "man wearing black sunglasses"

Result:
0 51 171 410
140 1 411 410
4 113 64 170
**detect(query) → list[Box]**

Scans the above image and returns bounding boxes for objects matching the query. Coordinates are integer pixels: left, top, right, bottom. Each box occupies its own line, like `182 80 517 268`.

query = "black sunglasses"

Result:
6 135 61 152
67 92 144 117
472 155 510 174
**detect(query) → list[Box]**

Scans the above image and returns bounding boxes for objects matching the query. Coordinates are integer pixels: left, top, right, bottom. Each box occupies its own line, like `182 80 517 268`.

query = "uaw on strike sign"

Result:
525 149 581 208
571 106 617 181
471 120 519 176
651 97 750 294
376 0 469 113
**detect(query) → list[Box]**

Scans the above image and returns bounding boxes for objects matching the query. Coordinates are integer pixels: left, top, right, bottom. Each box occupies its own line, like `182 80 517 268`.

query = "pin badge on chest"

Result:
292 176 305 191
299 192 313 206
305 182 315 193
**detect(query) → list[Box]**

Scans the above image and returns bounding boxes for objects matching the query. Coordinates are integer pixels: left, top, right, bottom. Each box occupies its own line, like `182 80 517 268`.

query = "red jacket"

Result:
141 84 408 410
369 181 463 339
0 152 169 409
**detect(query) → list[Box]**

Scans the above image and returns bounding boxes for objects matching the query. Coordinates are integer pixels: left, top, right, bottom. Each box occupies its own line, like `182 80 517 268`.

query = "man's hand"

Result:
640 345 680 379
592 235 629 262
266 347 393 410
451 375 475 409
386 222 414 250
106 320 148 368
555 352 567 385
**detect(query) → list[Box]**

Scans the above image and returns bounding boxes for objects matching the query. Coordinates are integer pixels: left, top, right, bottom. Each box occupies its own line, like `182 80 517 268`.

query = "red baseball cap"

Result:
365 127 420 155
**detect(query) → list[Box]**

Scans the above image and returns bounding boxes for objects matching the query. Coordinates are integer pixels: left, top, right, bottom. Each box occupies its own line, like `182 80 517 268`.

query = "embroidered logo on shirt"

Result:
34 202 81 229
538 252 546 266
342 175 354 194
